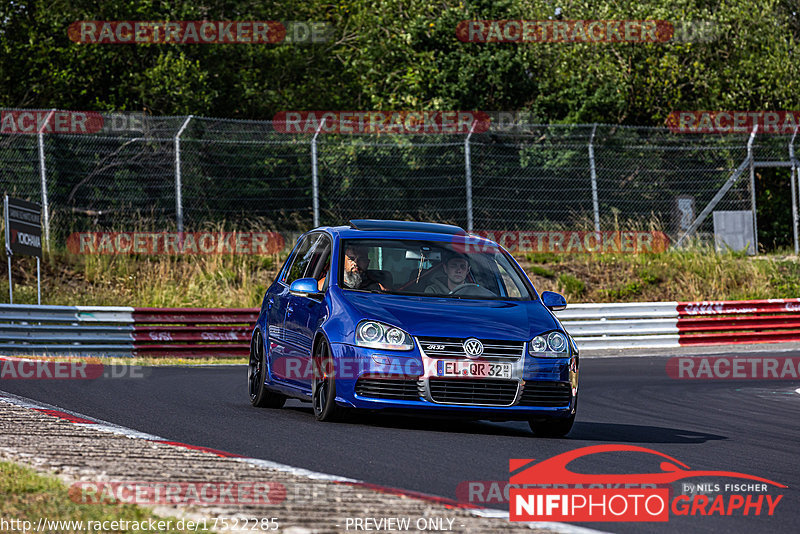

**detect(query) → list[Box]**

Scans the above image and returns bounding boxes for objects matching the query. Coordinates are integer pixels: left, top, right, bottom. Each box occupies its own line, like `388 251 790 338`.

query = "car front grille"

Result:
355 378 421 401
428 378 519 406
518 381 572 407
417 337 524 362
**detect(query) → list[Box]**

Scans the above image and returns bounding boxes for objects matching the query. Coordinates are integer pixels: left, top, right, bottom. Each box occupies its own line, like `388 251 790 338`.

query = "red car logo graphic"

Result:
510 444 786 487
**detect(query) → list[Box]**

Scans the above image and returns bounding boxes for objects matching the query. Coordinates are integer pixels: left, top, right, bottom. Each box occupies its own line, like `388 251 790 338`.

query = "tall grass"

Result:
1 251 282 307
522 247 800 302
2 210 799 306
1 217 287 307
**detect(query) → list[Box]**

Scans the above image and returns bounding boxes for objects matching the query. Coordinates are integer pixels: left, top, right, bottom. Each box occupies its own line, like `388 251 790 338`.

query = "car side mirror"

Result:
289 278 324 300
541 291 567 311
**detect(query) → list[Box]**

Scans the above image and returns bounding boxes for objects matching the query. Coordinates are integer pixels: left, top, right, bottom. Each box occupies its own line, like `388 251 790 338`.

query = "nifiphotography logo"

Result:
509 445 785 522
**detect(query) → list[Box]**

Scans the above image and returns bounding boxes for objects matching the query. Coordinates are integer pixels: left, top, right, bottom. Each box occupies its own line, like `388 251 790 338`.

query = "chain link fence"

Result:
2 109 799 251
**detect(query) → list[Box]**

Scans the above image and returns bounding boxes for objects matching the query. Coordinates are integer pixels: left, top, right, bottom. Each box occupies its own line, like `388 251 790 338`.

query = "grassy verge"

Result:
520 248 800 302
2 247 799 307
0 461 206 533
0 251 282 308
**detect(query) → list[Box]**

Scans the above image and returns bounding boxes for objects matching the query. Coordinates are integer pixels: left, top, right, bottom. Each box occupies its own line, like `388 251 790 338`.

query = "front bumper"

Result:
328 342 578 419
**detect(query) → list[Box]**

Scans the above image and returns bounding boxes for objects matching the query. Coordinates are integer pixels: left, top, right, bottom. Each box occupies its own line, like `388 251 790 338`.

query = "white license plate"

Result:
436 360 512 378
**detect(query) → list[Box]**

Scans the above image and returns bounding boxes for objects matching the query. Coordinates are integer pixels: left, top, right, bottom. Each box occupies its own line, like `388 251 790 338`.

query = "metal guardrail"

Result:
0 304 255 358
556 298 800 350
556 302 680 350
1 299 799 357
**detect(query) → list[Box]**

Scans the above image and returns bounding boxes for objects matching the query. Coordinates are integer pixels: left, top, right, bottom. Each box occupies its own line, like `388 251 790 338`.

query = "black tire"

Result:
528 413 575 438
312 339 345 422
249 330 286 408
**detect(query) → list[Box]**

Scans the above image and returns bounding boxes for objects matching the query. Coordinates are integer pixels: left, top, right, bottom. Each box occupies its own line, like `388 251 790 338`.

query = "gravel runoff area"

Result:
0 394 579 534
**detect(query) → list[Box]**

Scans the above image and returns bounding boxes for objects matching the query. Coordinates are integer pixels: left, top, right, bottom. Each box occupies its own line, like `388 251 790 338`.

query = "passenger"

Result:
425 253 471 294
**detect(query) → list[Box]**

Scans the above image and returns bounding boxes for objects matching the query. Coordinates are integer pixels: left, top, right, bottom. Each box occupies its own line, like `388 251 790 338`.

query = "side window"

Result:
496 257 523 298
310 237 332 291
285 234 333 287
284 235 316 284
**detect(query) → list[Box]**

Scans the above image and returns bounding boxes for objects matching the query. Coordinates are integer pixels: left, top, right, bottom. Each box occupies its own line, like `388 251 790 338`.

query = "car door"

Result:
267 235 314 385
282 233 332 389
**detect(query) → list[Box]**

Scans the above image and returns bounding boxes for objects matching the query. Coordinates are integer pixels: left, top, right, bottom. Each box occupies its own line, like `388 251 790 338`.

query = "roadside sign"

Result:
5 195 42 258
4 194 43 304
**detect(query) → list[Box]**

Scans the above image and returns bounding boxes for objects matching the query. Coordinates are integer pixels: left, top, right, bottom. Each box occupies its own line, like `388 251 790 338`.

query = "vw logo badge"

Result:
463 338 484 359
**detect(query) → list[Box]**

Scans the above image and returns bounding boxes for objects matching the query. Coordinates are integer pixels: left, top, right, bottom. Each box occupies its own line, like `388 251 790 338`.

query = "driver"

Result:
342 244 384 291
425 252 471 294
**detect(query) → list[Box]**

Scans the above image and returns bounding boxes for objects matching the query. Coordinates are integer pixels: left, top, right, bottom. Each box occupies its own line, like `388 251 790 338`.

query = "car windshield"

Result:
339 239 534 300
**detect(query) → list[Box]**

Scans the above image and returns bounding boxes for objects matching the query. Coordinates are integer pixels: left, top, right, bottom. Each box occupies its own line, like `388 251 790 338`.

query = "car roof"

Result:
308 220 501 250
349 219 467 235
315 219 477 240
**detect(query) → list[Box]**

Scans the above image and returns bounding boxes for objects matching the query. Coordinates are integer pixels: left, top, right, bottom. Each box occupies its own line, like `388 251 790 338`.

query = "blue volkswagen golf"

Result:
248 220 579 437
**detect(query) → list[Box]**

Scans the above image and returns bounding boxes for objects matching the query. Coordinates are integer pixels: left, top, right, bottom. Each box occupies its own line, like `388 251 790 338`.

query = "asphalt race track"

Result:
1 353 798 534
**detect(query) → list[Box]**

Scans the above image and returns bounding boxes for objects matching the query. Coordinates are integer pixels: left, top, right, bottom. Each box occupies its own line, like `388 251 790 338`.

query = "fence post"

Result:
464 120 478 233
4 195 11 304
174 115 193 233
38 109 56 253
589 123 600 234
674 128 757 248
748 124 759 254
311 118 327 228
791 127 799 255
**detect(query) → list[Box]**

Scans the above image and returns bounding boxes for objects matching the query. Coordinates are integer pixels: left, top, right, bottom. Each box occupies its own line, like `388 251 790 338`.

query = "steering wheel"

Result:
448 283 481 295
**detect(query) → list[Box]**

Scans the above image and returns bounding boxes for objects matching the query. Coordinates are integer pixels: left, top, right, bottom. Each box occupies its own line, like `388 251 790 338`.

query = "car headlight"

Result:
356 321 414 351
529 335 548 352
528 331 569 356
548 331 567 352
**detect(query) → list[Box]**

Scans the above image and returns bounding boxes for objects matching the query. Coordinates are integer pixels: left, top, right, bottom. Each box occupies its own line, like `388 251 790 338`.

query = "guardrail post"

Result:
311 118 327 228
174 115 193 234
5 255 10 304
790 127 799 255
464 120 478 233
589 123 600 234
748 124 759 254
38 109 55 253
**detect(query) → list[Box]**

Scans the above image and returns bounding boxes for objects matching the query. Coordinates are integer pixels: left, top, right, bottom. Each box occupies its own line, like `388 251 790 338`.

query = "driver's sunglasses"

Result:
346 254 367 263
